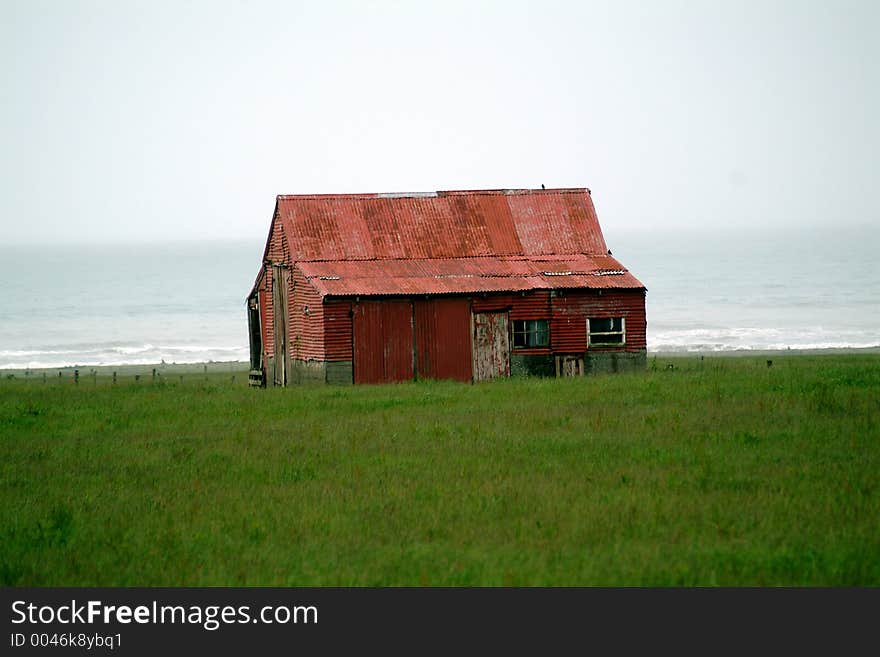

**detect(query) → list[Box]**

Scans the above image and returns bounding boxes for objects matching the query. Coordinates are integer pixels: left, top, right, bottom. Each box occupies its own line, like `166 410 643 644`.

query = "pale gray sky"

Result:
2 0 877 244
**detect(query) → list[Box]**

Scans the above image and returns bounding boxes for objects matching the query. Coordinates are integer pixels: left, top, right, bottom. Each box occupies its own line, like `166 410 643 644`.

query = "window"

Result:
512 319 549 348
588 317 625 346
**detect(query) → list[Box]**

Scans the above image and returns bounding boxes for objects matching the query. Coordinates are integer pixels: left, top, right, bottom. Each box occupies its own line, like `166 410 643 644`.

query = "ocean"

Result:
0 241 263 370
609 224 879 352
1 226 878 370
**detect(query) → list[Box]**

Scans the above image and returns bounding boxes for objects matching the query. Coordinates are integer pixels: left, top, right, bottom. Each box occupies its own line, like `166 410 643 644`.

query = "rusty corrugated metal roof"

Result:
257 188 645 299
297 254 644 297
274 188 609 261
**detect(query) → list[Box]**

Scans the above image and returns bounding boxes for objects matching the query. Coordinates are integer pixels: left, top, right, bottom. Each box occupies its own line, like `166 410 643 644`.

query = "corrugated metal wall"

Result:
551 289 646 352
508 291 552 355
353 300 414 384
471 294 513 314
472 292 552 355
414 298 472 382
262 214 288 362
289 265 324 360
260 283 644 384
324 299 353 361
508 290 552 320
258 288 268 357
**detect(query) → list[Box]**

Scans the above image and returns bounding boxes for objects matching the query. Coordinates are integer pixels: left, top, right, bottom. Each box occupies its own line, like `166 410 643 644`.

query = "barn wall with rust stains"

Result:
471 294 513 314
551 289 647 353
508 290 552 356
414 297 472 382
289 265 324 361
324 299 353 361
262 213 288 364
259 287 645 384
352 300 414 384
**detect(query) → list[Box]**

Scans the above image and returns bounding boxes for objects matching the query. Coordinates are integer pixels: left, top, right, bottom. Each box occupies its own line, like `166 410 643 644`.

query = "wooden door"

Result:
271 264 289 386
472 312 510 381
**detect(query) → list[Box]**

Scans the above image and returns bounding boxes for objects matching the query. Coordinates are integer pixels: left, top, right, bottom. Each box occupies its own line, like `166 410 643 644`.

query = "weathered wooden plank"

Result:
472 312 510 381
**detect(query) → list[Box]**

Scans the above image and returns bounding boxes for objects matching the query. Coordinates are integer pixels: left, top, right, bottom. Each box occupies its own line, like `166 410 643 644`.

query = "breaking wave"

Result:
649 327 880 353
0 343 248 370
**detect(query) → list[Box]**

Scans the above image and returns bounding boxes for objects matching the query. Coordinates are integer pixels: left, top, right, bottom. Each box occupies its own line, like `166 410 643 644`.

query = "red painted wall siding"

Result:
261 215 333 364
507 290 552 355
353 300 413 383
290 265 324 360
551 289 646 353
471 294 513 313
261 214 288 362
324 299 353 361
414 297 472 382
262 276 643 381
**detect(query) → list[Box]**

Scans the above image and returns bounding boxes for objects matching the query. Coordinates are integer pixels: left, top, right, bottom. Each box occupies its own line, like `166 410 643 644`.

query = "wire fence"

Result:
2 363 252 388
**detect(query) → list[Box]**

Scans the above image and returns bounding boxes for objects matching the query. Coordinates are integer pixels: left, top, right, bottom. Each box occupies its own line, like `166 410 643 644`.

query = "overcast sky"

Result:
2 0 877 244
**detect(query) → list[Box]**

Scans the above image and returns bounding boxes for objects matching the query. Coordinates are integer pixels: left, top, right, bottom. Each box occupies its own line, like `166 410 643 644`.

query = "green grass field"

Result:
1 355 878 586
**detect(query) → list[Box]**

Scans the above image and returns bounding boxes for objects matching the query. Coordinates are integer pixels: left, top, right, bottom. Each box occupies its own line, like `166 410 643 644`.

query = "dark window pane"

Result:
512 319 549 348
535 327 549 346
588 317 624 345
590 317 613 333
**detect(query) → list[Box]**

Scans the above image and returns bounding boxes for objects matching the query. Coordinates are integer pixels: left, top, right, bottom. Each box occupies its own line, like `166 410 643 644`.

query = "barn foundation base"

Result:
291 359 326 384
265 359 353 386
325 361 353 385
583 351 647 374
510 354 556 378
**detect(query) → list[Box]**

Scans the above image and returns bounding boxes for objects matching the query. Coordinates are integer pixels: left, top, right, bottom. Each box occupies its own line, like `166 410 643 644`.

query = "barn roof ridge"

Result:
288 252 623 264
276 187 590 200
272 187 611 262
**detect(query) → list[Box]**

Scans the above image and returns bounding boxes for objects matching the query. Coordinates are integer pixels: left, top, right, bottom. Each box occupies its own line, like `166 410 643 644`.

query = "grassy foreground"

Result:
1 355 878 586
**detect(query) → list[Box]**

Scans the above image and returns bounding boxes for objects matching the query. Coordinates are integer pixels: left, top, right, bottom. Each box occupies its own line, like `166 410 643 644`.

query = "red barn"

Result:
246 188 646 386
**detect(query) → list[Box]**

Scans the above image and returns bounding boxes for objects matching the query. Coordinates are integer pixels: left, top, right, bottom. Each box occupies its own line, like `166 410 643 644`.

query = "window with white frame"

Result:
512 319 549 348
587 317 625 346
